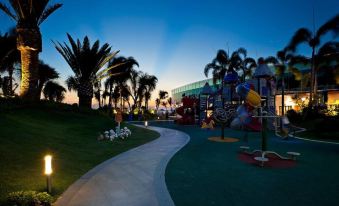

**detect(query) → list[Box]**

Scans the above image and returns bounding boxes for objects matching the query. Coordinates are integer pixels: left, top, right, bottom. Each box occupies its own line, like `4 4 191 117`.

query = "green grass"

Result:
294 118 339 142
0 106 159 204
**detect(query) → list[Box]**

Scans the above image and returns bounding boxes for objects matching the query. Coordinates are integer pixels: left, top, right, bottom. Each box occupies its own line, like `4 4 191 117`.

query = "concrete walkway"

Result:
56 126 190 206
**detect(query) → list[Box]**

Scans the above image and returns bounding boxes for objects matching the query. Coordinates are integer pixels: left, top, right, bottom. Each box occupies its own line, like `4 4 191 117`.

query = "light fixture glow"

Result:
44 155 52 175
145 121 148 127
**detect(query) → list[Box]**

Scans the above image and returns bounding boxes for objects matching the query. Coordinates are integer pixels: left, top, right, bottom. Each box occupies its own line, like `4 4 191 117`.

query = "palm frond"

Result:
316 14 339 39
0 2 17 20
286 28 312 52
38 3 62 25
265 56 278 65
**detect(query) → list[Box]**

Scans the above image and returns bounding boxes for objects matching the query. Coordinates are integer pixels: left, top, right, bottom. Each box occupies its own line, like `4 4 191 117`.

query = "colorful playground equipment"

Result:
175 96 198 125
230 83 262 131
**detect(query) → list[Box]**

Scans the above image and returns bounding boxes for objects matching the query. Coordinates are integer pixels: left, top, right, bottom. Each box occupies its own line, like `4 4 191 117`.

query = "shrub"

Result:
7 191 53 206
286 109 301 124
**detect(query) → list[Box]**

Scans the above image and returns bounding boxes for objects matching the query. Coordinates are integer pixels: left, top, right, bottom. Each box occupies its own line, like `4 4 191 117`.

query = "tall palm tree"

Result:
204 49 243 139
168 97 173 112
43 80 66 102
0 0 62 99
286 14 339 105
0 28 20 96
105 56 138 108
37 61 59 99
265 50 308 134
155 98 160 111
139 73 158 110
54 34 120 108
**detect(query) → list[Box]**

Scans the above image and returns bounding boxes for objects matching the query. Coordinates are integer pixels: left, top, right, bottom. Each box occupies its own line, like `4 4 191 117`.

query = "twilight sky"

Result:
1 0 338 106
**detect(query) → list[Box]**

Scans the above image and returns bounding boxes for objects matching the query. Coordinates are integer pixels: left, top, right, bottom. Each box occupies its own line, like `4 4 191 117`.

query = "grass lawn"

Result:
294 118 339 142
0 106 159 204
146 121 339 206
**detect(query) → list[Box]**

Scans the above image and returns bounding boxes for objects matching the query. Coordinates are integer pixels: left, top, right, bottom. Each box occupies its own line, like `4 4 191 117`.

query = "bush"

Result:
7 191 53 206
286 109 301 124
314 117 339 133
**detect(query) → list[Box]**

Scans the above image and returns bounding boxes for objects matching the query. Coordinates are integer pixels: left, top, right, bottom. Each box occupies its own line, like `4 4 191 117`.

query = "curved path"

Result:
56 126 190 206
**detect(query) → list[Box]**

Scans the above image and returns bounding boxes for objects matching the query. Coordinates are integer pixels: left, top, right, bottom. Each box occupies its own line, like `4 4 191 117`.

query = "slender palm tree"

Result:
37 61 59 99
120 83 131 111
54 34 121 108
286 14 339 105
155 98 160 111
0 0 62 99
139 73 158 110
168 97 173 112
43 80 66 102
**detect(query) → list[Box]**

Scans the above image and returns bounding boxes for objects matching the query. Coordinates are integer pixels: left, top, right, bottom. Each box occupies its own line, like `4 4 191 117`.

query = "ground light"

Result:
44 155 52 193
145 121 148 127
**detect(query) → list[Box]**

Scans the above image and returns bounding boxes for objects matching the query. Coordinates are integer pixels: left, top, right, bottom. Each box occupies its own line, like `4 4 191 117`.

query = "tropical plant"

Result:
204 49 244 139
0 28 20 96
155 98 160 111
37 61 59 99
139 73 158 110
265 50 308 115
43 81 66 102
0 0 62 99
54 34 121 108
236 48 257 81
168 97 173 112
285 14 339 104
104 56 137 108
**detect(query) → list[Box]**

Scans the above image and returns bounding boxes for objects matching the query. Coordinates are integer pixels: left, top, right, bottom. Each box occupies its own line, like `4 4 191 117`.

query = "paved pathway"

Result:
55 126 190 206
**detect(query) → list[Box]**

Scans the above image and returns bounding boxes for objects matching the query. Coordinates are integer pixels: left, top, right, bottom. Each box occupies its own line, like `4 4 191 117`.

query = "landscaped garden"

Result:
0 102 159 204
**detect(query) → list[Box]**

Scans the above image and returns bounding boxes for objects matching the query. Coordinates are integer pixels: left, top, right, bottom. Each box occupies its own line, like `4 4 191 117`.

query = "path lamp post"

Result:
44 155 53 193
145 120 148 127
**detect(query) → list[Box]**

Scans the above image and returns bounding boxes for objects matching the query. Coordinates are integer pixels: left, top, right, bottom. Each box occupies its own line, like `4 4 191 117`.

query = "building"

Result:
171 78 220 103
171 71 339 115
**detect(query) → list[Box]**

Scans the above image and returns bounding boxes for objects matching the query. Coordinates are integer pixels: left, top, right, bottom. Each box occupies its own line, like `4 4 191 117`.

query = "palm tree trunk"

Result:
78 81 93 108
79 95 92 108
309 47 315 106
19 48 39 100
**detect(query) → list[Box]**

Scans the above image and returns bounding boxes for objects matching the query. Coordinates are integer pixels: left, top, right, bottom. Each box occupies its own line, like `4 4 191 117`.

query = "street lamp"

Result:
44 155 52 193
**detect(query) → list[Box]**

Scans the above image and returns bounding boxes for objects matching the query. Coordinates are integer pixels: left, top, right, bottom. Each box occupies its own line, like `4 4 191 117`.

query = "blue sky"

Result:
1 0 338 104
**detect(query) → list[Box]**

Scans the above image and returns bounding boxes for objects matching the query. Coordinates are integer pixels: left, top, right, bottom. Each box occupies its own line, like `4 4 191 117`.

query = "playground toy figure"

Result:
230 83 262 131
201 115 215 129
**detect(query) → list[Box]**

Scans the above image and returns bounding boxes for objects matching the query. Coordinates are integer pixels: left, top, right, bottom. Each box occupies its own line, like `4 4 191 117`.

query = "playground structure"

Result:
175 96 199 125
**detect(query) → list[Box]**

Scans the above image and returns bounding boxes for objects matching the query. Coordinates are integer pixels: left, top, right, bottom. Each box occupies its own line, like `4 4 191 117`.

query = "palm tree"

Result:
54 34 120 108
105 56 138 108
120 83 131 111
37 61 59 99
139 73 158 110
286 14 339 105
0 0 62 99
43 80 66 102
155 98 160 111
204 49 243 139
236 48 257 82
265 50 308 134
0 28 20 96
159 90 168 100
128 69 144 110
168 97 173 112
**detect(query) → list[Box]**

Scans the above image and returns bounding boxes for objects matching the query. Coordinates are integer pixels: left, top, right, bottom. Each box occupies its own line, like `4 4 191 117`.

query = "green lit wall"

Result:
171 78 220 102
